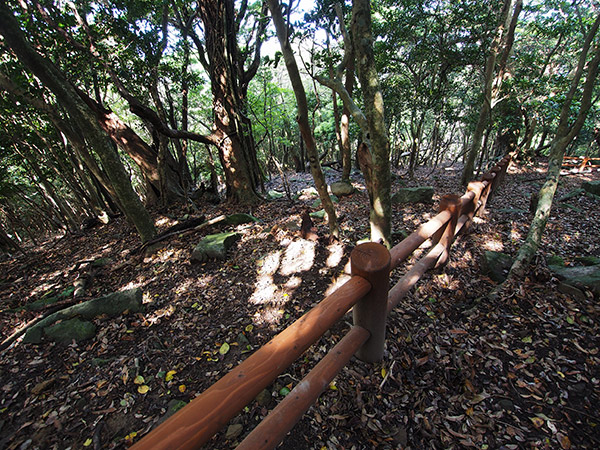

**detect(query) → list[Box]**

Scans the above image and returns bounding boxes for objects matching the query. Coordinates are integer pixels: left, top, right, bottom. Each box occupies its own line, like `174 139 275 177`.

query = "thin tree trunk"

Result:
267 0 339 238
352 0 392 246
508 17 600 279
461 0 519 185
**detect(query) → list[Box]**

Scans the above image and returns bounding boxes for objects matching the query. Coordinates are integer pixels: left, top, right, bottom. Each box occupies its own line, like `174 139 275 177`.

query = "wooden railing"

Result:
562 155 600 171
132 154 513 450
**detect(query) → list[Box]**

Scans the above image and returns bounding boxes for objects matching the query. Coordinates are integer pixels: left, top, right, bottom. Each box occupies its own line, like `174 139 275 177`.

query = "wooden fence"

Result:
131 154 513 450
562 155 600 171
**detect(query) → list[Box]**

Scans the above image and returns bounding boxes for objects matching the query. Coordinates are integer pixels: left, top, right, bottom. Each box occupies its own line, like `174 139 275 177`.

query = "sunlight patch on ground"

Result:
326 242 344 268
511 226 523 243
483 237 504 251
250 250 281 305
280 240 315 276
285 276 302 289
155 217 171 227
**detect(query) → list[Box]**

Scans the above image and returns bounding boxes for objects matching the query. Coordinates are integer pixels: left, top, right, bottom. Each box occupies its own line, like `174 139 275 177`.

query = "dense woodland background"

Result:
1 0 600 449
0 0 598 248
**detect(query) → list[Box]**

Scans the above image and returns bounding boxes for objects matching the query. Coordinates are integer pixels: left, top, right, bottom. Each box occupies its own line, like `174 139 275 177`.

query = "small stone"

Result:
481 251 513 283
225 214 259 225
582 180 600 195
191 232 241 263
309 210 326 220
225 423 243 441
237 332 249 346
255 389 272 407
267 190 284 199
330 181 354 197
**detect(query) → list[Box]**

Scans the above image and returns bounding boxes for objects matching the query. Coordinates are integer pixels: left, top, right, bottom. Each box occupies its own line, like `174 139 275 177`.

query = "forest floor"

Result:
0 158 599 450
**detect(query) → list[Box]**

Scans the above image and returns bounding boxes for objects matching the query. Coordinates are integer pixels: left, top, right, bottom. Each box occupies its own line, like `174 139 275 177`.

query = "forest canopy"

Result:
0 0 599 248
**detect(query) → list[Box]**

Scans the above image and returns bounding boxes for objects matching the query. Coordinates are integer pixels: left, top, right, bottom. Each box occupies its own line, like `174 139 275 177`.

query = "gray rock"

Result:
582 180 600 195
91 257 113 268
44 318 96 343
392 186 434 204
191 232 241 263
330 181 354 197
225 214 259 225
225 423 243 441
549 264 600 295
255 389 272 407
481 251 513 283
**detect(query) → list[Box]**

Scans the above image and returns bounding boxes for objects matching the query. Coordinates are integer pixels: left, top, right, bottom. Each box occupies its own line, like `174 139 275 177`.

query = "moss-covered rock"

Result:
191 232 241 262
44 318 96 343
225 213 260 225
392 186 434 204
481 251 513 283
582 180 600 195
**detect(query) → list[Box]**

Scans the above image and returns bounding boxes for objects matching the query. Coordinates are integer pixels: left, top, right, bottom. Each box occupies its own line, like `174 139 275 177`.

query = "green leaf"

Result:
279 387 291 396
521 336 532 344
219 342 230 355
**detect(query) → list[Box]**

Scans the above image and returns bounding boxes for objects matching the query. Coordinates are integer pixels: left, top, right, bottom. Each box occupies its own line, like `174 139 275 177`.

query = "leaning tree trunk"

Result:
508 17 600 279
267 0 339 238
0 2 156 242
352 0 392 246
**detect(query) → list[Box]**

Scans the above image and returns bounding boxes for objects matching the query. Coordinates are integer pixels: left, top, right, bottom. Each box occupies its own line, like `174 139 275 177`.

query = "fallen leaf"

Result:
138 385 150 394
557 433 571 449
133 375 145 385
219 342 230 355
530 417 544 428
165 370 177 382
178 384 186 393
83 438 92 447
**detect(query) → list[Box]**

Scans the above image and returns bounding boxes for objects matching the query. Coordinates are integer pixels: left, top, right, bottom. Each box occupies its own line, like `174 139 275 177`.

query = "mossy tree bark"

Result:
351 0 392 247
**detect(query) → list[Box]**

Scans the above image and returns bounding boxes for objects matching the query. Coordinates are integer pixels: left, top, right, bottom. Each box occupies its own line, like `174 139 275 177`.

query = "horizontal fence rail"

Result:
132 154 513 450
562 155 600 170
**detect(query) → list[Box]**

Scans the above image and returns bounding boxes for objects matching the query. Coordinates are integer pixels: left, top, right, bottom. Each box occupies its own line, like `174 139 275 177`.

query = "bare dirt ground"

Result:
0 158 599 450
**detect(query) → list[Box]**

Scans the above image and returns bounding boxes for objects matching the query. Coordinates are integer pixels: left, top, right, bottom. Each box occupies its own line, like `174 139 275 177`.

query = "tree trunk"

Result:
0 2 156 242
461 0 519 185
508 17 600 279
341 57 355 183
197 0 261 204
352 0 392 246
267 0 339 238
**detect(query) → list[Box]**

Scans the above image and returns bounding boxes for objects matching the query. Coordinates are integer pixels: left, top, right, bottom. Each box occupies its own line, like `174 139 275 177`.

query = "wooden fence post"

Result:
350 242 391 363
477 173 495 217
431 194 461 267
